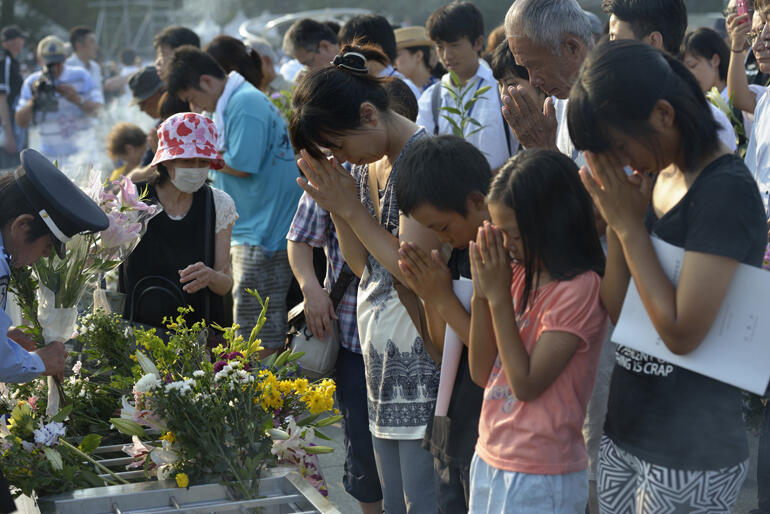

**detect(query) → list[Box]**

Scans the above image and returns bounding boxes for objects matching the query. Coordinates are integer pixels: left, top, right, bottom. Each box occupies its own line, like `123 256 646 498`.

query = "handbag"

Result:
288 263 356 380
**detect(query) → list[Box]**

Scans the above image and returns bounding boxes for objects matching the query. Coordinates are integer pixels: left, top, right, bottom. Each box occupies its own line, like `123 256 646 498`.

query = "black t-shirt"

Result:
604 154 767 470
0 51 22 116
422 247 484 469
118 183 225 328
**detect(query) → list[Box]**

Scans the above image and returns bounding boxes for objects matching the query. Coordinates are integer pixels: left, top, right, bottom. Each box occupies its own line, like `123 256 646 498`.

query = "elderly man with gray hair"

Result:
502 0 594 161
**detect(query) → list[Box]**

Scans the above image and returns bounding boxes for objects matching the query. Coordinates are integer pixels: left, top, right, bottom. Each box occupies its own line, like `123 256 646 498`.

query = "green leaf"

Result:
474 85 491 97
440 115 464 137
78 433 102 454
43 447 63 471
110 418 147 437
440 106 463 116
314 429 331 441
297 413 320 426
51 403 73 423
305 445 334 454
314 415 343 428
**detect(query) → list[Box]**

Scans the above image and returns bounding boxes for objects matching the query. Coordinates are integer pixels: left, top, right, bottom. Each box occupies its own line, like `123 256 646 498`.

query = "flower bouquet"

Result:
0 399 127 499
111 296 341 500
29 173 159 416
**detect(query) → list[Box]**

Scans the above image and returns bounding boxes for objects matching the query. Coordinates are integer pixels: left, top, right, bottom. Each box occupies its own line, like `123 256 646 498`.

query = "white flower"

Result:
33 421 66 447
192 370 205 378
71 361 82 375
123 326 133 338
21 441 35 452
134 373 162 393
164 379 194 394
78 389 86 398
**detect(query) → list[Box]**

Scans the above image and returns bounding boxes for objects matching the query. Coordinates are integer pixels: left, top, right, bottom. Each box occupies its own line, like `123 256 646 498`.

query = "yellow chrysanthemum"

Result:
175 472 189 488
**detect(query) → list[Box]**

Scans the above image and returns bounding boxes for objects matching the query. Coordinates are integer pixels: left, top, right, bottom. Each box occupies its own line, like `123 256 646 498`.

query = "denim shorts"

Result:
469 453 588 514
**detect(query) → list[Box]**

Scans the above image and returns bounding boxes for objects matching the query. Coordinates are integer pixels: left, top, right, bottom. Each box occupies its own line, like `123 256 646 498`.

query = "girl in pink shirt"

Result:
468 149 609 513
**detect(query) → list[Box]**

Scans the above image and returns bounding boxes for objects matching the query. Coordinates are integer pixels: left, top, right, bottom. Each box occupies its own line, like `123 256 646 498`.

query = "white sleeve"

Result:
416 84 437 134
710 103 737 152
212 187 238 233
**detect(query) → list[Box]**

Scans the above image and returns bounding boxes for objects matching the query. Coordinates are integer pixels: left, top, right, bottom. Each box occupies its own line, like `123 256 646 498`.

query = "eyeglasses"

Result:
749 22 768 46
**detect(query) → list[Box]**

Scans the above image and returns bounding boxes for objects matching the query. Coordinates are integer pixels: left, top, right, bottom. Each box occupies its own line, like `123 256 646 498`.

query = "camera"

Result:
31 65 59 113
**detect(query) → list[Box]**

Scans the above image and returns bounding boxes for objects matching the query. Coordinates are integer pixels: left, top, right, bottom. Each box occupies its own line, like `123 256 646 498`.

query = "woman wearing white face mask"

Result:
119 112 237 329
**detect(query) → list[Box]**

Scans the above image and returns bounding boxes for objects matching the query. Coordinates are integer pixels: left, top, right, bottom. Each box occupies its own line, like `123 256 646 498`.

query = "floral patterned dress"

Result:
352 129 440 440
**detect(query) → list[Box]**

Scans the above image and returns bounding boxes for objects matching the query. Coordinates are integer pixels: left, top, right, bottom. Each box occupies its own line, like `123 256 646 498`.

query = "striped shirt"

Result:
286 192 361 354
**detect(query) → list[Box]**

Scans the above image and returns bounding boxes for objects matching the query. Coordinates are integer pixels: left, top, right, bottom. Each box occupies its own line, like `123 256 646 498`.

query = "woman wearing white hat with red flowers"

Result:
119 112 237 329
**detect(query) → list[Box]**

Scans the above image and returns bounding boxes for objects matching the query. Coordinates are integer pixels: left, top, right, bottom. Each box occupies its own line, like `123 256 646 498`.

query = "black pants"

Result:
0 468 15 514
335 348 383 503
758 403 770 512
435 457 471 514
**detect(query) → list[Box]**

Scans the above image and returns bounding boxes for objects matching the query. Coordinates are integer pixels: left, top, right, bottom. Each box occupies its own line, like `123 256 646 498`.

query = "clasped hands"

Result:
296 150 359 219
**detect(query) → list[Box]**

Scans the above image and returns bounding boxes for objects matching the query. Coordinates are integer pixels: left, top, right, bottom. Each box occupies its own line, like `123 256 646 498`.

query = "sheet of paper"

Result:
435 278 474 416
612 237 770 395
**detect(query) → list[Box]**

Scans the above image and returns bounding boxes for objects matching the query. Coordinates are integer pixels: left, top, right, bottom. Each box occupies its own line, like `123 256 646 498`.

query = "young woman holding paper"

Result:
568 40 767 513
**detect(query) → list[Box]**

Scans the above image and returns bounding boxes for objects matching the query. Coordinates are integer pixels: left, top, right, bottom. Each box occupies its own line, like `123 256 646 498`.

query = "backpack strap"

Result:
431 80 442 135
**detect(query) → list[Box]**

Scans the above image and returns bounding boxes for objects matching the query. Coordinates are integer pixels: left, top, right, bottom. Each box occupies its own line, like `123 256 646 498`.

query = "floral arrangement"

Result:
270 88 294 125
111 295 340 499
0 399 126 498
706 87 747 158
32 174 160 310
5 309 139 441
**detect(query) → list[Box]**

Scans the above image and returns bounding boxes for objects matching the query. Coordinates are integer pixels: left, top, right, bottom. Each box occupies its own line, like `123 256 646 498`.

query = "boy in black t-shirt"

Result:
394 135 491 514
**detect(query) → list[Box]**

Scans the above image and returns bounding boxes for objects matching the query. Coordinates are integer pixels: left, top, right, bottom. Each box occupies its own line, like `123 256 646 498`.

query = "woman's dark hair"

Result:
490 40 530 83
487 150 605 314
154 162 170 186
290 41 391 158
158 91 190 120
404 45 445 79
383 78 418 121
568 40 720 172
205 35 264 90
339 14 398 63
682 28 729 81
0 173 50 242
153 25 200 50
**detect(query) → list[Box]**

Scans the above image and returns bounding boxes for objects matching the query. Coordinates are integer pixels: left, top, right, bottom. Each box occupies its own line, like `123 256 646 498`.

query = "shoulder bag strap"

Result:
431 80 442 136
202 185 214 322
328 263 355 311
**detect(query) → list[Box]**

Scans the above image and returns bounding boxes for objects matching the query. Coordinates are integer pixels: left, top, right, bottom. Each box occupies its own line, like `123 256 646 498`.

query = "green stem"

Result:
58 437 130 485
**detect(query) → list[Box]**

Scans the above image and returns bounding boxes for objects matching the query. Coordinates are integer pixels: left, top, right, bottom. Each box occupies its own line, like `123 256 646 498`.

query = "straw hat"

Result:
395 27 432 50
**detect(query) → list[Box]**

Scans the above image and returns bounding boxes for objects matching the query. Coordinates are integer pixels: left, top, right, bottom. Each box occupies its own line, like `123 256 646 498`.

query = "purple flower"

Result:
213 361 227 373
227 352 244 360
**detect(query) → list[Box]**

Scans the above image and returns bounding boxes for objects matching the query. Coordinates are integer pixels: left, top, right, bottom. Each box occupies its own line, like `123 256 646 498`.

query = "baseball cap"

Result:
128 66 163 105
37 35 67 65
1 25 28 42
15 149 109 258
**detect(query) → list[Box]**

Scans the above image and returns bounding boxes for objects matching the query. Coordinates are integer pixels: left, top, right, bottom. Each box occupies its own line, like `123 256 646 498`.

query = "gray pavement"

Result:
319 420 763 513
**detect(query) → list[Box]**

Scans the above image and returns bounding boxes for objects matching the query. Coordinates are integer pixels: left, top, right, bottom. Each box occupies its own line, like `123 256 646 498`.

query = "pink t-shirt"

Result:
475 266 608 475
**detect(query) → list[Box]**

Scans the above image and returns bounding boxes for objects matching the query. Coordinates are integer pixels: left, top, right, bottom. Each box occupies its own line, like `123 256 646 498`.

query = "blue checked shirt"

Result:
286 192 361 354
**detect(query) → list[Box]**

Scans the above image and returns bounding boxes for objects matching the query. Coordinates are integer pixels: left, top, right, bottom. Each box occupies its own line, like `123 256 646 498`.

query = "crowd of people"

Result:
1 0 770 512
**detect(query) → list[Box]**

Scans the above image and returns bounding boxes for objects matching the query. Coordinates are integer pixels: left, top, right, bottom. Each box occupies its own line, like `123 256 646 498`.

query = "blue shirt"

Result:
0 234 45 383
213 82 301 252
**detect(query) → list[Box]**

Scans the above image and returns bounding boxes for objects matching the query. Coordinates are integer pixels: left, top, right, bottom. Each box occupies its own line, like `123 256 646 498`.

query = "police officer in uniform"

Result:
0 148 108 513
